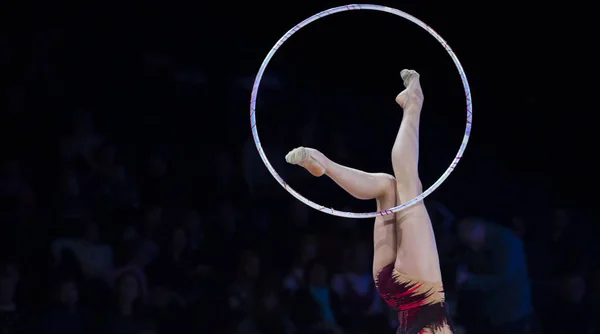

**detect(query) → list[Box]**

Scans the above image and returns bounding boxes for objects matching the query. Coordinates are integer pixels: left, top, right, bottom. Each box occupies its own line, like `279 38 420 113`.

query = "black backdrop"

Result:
2 0 595 220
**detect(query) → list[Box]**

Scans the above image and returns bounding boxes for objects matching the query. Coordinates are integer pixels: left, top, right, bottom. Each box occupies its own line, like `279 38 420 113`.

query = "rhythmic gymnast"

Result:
286 70 454 334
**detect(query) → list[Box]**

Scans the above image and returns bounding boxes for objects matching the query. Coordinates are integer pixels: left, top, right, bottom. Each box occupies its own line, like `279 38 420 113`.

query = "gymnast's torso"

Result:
375 263 454 334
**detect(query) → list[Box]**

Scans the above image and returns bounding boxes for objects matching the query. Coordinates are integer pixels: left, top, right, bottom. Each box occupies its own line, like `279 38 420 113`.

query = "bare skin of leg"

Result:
392 70 442 282
394 71 453 333
285 147 397 278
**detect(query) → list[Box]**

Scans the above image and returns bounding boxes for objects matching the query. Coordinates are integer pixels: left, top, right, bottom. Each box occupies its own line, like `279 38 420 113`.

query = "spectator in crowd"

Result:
87 144 118 207
229 250 261 323
127 206 163 269
0 161 28 200
57 169 88 221
457 218 533 334
0 261 25 334
542 209 589 273
585 267 600 333
60 111 104 169
52 220 114 279
540 271 591 333
105 270 149 334
284 235 319 293
146 226 196 307
510 216 528 240
332 242 385 333
110 165 139 210
88 144 138 213
41 277 92 334
238 286 295 334
292 261 342 334
0 160 40 259
182 210 205 253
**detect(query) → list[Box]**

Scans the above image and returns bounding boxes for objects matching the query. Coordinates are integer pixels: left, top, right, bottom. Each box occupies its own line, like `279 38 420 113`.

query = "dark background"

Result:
0 1 596 333
3 0 593 213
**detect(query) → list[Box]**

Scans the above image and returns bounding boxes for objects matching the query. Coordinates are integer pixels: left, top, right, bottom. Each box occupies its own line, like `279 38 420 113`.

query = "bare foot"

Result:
285 147 326 177
395 69 424 110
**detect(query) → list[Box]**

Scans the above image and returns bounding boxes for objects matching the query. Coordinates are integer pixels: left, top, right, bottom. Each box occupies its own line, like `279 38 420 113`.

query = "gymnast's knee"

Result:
375 173 397 209
395 177 423 199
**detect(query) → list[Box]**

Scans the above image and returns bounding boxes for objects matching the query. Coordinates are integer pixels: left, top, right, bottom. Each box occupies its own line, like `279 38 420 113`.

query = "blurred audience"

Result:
0 261 25 334
292 261 342 334
456 218 533 334
41 277 91 334
52 220 114 279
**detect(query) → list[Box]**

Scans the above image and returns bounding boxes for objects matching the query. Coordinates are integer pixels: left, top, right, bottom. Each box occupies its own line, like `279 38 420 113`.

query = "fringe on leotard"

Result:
375 263 455 334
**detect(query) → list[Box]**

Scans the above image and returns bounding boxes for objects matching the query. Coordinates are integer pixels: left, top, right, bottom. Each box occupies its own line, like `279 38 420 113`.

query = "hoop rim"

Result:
250 4 472 218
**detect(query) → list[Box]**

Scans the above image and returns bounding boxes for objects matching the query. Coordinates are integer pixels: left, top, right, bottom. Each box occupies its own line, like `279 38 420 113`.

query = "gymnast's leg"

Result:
286 147 397 278
391 70 442 281
391 69 424 196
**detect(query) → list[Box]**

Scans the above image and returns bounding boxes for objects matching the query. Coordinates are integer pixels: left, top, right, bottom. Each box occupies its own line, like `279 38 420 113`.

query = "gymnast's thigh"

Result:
393 201 442 282
372 193 398 279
